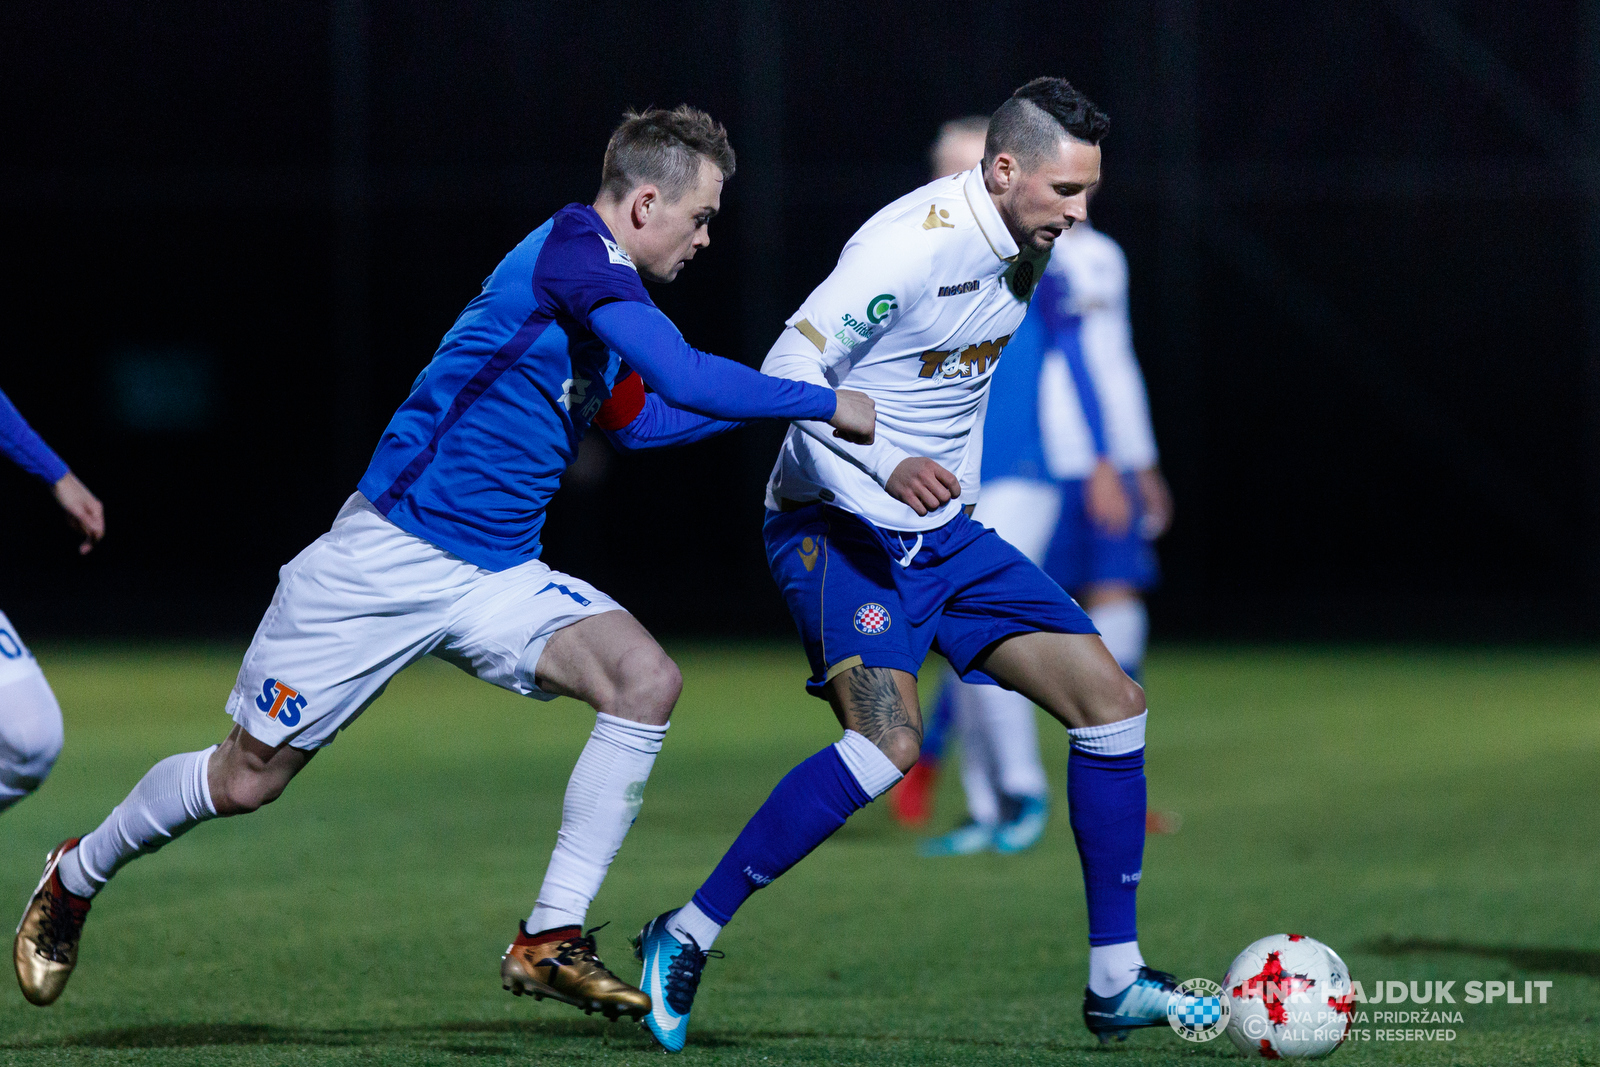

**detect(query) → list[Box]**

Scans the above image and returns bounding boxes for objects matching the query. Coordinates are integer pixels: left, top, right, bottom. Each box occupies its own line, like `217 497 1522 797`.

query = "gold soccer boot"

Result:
502 922 651 1021
14 838 92 1006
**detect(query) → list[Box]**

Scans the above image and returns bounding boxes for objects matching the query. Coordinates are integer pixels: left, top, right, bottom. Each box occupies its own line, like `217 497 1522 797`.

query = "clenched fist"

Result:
886 457 961 516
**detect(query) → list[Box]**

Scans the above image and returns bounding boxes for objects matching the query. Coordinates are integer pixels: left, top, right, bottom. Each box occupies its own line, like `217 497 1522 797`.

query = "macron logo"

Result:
937 279 980 297
600 235 637 270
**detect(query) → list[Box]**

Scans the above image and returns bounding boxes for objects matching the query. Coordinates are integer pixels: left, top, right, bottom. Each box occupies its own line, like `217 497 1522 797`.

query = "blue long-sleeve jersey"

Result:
0 388 69 485
358 203 833 571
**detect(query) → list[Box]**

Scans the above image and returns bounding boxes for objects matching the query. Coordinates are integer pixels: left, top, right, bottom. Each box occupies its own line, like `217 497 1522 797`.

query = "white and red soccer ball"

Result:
1222 934 1354 1059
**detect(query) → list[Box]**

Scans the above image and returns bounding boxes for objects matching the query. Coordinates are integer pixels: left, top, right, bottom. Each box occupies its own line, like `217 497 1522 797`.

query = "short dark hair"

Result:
598 105 736 203
984 77 1109 169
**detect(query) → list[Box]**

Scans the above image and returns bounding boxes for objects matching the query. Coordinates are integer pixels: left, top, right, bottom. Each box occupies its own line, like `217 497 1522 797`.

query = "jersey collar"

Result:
961 165 1020 263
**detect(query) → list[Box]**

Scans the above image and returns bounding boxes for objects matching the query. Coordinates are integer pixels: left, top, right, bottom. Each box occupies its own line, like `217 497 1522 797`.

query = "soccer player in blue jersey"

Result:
0 389 105 815
14 106 874 1014
635 80 1214 1051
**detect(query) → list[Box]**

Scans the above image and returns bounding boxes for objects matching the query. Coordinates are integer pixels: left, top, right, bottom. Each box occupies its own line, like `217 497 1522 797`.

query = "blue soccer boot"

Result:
633 910 720 1052
1082 965 1221 1043
918 820 994 857
992 794 1049 853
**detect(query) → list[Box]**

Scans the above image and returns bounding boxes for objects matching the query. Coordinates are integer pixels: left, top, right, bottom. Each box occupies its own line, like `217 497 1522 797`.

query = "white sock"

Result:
59 746 218 899
832 729 902 798
1088 599 1148 676
0 671 64 813
970 683 1048 801
1067 710 1147 756
1089 940 1146 997
954 681 1001 825
526 713 667 933
666 899 723 951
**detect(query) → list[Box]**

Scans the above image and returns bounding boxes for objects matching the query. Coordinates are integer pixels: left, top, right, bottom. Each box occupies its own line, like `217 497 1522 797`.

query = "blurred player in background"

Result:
0 389 104 815
14 106 875 1016
634 78 1212 1052
899 119 1173 857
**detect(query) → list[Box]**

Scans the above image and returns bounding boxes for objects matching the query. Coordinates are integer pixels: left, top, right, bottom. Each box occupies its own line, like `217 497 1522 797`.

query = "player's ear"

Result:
989 153 1018 191
631 186 658 230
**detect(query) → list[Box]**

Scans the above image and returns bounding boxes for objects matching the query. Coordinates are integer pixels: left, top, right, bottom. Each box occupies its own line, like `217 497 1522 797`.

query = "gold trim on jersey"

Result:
795 318 828 353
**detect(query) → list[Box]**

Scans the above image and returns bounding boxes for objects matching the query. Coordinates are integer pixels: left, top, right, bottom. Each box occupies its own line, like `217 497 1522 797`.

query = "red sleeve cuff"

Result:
594 371 647 430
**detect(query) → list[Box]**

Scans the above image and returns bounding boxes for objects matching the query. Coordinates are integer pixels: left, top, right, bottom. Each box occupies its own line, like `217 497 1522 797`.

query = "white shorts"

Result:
225 493 623 750
0 610 46 689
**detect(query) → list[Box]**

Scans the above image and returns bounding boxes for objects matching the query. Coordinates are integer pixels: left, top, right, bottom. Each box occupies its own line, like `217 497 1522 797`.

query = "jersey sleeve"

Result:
593 371 741 450
534 219 655 333
0 387 70 484
588 301 836 422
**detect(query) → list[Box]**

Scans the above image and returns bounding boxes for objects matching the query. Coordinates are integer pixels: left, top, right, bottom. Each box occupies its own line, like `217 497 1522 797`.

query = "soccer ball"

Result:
1221 934 1354 1059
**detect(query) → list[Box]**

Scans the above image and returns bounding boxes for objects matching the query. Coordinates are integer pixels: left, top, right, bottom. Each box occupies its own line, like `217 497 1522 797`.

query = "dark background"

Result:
3 0 1597 642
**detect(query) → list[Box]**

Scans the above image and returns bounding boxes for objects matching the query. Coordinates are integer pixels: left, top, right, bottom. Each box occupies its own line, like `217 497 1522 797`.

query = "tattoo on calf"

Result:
845 667 921 745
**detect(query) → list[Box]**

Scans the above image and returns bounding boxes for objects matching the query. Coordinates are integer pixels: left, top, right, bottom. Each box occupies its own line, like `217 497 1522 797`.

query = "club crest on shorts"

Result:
256 677 308 728
853 602 891 635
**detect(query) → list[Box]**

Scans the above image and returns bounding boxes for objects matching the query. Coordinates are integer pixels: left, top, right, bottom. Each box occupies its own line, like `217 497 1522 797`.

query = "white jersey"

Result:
1036 223 1159 479
762 165 1049 531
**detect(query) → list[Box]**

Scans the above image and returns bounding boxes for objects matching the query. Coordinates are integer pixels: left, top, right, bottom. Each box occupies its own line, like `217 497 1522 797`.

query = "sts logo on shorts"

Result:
256 678 308 728
853 603 891 635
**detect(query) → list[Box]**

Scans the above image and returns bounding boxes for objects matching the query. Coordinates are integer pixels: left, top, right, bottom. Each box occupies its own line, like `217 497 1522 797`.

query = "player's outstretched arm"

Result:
592 371 741 452
1 387 104 552
588 302 872 443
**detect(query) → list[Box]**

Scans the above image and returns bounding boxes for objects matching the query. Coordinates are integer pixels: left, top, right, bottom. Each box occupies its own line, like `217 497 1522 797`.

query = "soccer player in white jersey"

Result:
634 78 1215 1051
0 388 105 815
903 120 1175 858
14 106 875 1016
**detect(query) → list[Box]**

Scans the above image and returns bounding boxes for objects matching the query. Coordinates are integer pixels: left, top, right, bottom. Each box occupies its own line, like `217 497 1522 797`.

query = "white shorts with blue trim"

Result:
224 493 622 750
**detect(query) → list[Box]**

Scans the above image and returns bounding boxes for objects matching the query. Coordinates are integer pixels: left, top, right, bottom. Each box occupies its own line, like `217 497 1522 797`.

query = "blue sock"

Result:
919 679 957 763
691 745 873 925
1067 746 1146 946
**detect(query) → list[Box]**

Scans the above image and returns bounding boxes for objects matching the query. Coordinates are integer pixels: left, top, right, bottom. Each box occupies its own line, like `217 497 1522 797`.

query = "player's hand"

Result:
829 389 876 444
887 457 961 517
52 472 105 555
1136 465 1174 539
1085 459 1133 537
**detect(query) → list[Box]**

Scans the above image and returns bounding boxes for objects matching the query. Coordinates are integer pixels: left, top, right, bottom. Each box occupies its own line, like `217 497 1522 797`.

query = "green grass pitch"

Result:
1 643 1596 1065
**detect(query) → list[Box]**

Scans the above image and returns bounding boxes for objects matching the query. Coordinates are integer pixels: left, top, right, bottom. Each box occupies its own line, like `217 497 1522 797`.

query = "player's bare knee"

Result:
212 765 290 815
608 643 681 725
878 727 923 774
1108 675 1146 722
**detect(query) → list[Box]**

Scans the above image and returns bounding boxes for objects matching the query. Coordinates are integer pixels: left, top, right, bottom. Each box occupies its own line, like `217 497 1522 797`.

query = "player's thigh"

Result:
822 664 923 770
971 478 1062 563
441 561 674 721
976 630 1143 730
226 495 458 751
763 505 921 698
933 523 1097 684
532 609 681 725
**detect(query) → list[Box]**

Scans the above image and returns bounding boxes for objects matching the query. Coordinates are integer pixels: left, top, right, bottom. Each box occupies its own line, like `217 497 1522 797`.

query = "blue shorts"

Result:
1041 475 1160 593
764 504 1097 698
